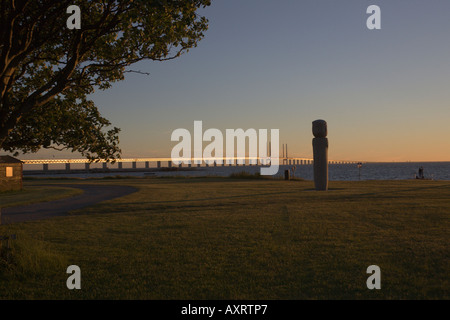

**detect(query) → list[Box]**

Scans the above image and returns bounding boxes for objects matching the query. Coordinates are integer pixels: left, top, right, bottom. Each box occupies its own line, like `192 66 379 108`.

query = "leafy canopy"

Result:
0 0 211 161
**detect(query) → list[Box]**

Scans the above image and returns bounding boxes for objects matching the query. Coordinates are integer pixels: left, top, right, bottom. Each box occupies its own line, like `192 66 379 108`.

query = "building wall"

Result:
0 163 23 192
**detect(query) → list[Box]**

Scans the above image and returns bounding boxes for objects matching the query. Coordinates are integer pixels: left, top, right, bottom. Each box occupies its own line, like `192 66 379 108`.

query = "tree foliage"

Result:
0 0 210 161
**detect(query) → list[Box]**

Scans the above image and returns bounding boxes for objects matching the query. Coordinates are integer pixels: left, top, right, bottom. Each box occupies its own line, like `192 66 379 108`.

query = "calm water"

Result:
24 162 450 181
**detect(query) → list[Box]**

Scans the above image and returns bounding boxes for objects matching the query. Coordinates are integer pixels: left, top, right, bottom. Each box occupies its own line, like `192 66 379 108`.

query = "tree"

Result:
0 0 211 161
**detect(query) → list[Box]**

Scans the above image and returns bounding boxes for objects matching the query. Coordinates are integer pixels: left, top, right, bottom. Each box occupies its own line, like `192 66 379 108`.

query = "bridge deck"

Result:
22 158 361 165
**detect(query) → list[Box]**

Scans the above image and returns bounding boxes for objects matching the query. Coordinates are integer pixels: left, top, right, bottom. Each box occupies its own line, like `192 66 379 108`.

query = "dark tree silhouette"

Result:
0 0 210 161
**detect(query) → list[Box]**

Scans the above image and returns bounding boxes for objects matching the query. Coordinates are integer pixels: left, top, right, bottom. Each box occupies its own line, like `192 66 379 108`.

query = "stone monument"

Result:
312 120 328 191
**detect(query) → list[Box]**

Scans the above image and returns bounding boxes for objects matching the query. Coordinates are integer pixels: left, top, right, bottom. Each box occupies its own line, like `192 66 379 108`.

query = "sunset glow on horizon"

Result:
9 0 450 163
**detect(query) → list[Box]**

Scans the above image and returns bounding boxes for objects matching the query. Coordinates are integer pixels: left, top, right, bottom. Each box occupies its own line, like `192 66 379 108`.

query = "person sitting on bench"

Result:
417 167 424 179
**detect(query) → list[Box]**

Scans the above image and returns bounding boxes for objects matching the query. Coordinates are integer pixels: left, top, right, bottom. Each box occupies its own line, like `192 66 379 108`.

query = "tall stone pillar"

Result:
312 120 328 191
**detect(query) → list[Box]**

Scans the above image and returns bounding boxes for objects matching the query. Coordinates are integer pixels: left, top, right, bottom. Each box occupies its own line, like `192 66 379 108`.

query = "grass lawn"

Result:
0 184 83 208
0 177 449 299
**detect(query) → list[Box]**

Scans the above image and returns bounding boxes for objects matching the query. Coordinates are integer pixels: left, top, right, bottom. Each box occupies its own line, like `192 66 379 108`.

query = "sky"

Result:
18 0 450 162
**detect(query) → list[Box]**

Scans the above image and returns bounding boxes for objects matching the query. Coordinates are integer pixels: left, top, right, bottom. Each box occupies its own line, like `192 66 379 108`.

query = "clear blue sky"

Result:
27 0 450 161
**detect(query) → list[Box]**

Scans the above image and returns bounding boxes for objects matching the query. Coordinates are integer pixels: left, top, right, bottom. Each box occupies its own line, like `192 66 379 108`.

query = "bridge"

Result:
22 157 363 173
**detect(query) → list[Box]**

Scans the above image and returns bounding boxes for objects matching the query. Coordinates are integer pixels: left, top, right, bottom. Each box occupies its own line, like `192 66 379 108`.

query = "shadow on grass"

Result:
100 190 303 206
339 182 450 201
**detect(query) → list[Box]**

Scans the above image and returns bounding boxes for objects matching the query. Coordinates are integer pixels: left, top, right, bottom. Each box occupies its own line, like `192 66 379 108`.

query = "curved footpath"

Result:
1 184 138 224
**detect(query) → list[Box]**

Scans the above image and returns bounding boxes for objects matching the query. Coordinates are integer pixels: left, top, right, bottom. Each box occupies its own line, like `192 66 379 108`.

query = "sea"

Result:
23 162 450 181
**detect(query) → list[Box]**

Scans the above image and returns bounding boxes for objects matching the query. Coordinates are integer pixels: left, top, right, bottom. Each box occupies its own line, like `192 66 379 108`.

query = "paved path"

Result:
1 184 138 224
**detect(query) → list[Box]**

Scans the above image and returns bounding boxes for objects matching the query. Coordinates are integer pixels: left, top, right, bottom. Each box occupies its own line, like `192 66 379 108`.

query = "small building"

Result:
0 156 23 192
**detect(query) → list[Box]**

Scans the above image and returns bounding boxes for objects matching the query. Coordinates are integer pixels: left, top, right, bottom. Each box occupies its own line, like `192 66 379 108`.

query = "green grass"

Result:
0 185 83 208
229 171 266 179
0 178 449 299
